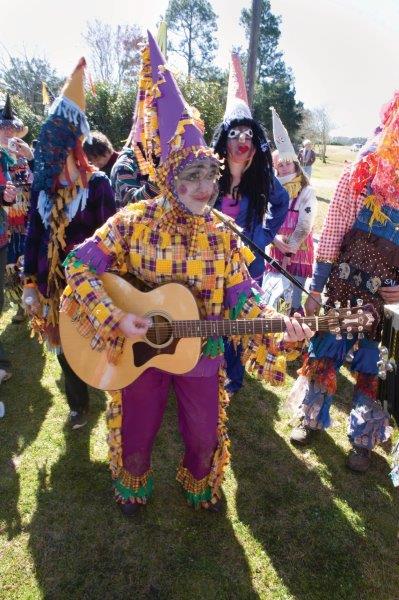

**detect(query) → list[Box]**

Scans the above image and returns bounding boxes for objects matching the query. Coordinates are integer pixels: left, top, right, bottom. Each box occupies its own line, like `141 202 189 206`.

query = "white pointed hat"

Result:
223 52 252 126
271 106 297 162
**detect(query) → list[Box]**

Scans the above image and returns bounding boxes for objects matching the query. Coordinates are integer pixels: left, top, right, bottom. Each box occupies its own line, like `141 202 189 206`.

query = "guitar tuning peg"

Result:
347 332 353 340
347 300 351 308
358 332 364 339
334 301 341 308
356 298 363 306
335 333 343 340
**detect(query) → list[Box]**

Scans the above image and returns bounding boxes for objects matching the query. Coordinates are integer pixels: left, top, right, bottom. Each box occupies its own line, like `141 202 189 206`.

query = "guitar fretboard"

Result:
162 316 333 338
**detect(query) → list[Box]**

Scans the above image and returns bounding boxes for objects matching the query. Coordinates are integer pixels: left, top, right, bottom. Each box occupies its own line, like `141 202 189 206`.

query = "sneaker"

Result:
0 369 12 384
290 421 316 446
69 410 88 430
119 502 142 517
347 446 371 472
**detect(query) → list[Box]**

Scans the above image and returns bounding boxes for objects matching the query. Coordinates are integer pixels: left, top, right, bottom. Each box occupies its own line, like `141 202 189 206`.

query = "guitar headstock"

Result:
324 300 377 339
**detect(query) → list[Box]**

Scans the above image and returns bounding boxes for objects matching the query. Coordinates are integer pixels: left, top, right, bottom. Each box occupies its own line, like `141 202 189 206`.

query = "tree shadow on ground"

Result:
28 390 257 600
230 373 399 600
0 321 50 540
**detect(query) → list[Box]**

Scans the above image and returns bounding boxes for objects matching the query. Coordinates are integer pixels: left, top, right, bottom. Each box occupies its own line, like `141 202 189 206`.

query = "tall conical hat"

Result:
0 93 28 138
223 52 252 127
270 106 297 163
143 30 215 192
34 57 93 194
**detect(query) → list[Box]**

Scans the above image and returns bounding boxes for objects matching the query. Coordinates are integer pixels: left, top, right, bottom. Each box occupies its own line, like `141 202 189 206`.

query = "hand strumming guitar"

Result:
118 312 152 340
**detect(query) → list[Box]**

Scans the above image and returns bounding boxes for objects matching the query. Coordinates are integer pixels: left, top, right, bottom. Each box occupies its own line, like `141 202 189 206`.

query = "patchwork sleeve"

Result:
224 238 301 386
61 210 133 362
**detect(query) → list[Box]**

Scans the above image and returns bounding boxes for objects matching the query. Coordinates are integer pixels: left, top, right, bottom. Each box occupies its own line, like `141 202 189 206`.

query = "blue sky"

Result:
1 0 398 136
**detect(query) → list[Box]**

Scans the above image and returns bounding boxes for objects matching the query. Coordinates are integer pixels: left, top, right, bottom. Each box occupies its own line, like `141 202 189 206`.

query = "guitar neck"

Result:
169 315 329 338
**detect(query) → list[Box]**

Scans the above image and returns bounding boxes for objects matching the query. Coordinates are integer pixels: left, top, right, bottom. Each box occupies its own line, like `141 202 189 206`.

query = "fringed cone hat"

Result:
139 30 217 196
33 57 94 196
0 94 28 138
223 51 252 127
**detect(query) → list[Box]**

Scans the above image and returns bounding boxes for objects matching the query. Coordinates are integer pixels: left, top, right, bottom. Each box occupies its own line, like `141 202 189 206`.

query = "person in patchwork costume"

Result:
23 58 116 429
61 32 312 515
289 91 399 472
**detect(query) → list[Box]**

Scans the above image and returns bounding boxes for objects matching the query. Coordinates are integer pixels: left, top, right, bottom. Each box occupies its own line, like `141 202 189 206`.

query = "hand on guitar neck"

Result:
118 312 152 340
283 313 314 342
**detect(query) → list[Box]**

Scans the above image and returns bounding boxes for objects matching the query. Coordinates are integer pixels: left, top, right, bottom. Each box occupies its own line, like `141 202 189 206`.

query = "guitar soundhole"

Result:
145 313 173 348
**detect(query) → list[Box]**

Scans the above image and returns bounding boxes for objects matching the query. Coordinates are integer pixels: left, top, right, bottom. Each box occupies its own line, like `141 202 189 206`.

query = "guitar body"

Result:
59 274 202 390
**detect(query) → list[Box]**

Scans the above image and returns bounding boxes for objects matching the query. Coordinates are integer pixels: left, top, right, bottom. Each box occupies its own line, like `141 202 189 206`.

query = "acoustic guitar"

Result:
59 273 376 391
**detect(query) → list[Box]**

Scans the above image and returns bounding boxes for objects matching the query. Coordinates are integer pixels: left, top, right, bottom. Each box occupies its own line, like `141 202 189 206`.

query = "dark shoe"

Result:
347 446 371 472
203 499 223 513
12 312 26 324
69 410 88 430
119 502 142 517
0 369 12 384
290 422 315 446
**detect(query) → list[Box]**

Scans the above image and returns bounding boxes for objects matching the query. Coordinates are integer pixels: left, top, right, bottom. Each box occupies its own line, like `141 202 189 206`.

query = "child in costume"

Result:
61 33 312 515
211 53 289 395
23 58 116 429
289 91 399 472
263 107 317 315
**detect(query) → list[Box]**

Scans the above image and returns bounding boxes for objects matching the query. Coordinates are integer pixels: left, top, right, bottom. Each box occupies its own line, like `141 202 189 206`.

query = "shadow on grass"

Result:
0 321 50 540
230 374 399 600
28 390 258 599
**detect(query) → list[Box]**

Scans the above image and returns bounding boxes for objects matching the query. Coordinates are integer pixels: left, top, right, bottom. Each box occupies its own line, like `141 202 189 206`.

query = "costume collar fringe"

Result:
49 96 91 142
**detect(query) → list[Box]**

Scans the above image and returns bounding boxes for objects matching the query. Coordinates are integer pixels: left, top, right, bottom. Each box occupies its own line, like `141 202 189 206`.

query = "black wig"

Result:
211 117 274 230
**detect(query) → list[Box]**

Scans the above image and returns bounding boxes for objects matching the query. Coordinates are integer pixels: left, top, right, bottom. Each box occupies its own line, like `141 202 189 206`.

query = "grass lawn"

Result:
1 149 399 599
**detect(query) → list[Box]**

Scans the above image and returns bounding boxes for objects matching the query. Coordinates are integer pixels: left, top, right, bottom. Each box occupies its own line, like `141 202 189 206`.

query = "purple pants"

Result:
121 367 219 481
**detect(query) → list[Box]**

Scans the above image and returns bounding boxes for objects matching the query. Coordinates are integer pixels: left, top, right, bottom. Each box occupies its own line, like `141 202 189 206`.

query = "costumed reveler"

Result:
61 32 312 515
211 52 289 396
22 58 116 429
0 95 33 323
289 91 399 472
262 107 317 315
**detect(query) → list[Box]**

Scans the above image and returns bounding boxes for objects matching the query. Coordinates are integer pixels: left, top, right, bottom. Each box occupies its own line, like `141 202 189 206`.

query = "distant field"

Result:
311 144 355 234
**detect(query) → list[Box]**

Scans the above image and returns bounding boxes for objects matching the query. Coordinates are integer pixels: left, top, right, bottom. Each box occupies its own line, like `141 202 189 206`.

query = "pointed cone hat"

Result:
0 93 28 138
270 106 297 163
60 57 86 111
34 57 93 194
147 30 207 163
223 52 252 126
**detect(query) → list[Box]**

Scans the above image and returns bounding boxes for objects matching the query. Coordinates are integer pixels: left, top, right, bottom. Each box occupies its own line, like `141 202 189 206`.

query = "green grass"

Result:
1 302 399 600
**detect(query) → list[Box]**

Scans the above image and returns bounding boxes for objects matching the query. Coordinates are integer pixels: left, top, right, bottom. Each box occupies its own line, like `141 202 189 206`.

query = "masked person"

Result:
211 53 289 396
289 91 399 472
23 58 116 429
262 107 317 315
61 32 312 515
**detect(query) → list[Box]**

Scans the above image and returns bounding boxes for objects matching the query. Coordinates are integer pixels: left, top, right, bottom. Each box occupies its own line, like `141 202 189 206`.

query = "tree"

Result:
299 106 335 163
165 0 218 78
0 52 62 116
240 0 303 138
177 75 226 143
85 82 137 148
83 20 144 89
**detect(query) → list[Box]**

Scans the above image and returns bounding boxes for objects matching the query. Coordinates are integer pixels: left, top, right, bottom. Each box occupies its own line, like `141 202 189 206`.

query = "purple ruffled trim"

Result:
348 391 392 449
224 279 252 309
74 239 113 274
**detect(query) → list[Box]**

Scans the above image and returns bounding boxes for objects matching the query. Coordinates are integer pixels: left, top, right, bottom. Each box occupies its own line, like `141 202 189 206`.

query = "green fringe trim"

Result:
114 476 154 500
229 291 248 320
62 250 83 269
183 486 212 508
203 336 224 357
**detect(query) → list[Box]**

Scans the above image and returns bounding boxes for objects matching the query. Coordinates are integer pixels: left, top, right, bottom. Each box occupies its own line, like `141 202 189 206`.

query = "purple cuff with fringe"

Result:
74 239 113 274
224 279 253 309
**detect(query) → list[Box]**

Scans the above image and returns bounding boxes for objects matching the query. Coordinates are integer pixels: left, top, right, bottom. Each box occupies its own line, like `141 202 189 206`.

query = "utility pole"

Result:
246 0 262 110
